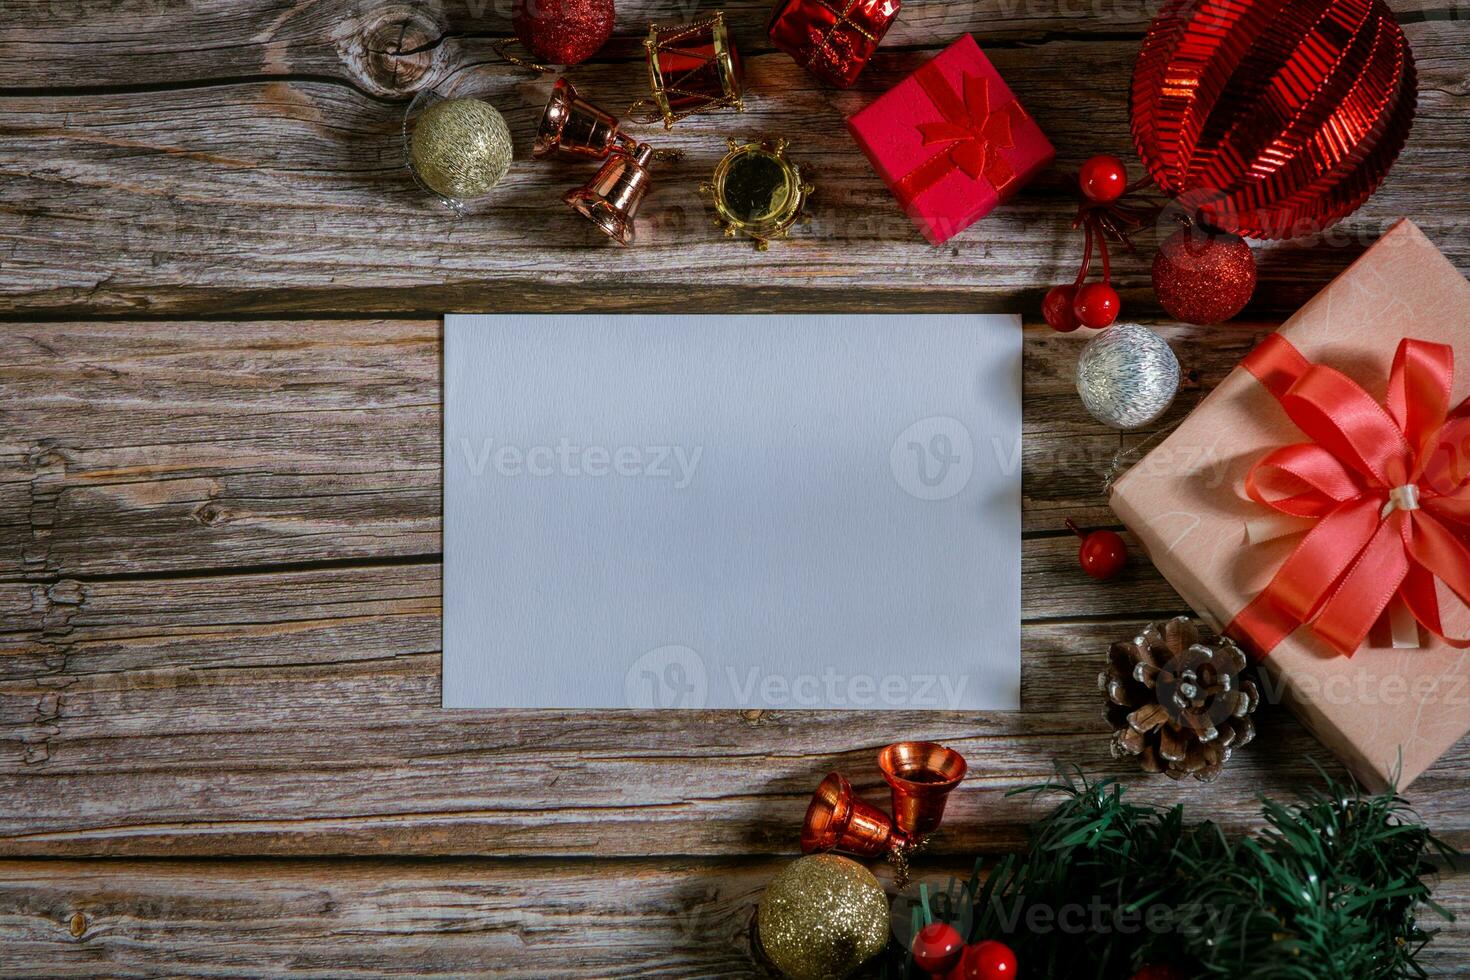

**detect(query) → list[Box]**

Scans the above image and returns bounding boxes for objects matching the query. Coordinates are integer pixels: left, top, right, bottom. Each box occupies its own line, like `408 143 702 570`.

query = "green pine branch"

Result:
882 766 1455 980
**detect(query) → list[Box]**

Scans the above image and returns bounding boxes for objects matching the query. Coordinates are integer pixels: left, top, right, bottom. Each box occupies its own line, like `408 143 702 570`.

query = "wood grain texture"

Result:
0 10 1466 316
0 318 1255 584
1 0 1463 88
3 561 1469 859
1 857 1467 977
2 1 1469 973
2 322 1469 865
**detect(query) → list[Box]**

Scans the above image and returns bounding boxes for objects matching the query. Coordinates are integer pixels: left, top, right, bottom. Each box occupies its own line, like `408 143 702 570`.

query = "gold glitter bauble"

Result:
409 98 513 201
756 854 889 980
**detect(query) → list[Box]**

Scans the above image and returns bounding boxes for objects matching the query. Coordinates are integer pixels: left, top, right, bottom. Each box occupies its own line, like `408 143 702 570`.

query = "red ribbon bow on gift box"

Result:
894 66 1026 207
1230 335 1470 658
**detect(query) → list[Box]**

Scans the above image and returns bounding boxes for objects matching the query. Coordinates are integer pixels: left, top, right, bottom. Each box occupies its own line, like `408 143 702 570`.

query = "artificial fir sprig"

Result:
1180 773 1456 979
883 767 1454 980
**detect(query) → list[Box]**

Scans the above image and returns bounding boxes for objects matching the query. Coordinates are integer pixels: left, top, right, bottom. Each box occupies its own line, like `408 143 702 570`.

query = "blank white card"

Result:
443 314 1021 710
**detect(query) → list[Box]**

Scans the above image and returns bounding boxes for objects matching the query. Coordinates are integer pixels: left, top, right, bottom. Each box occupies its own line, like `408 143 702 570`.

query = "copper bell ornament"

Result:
563 142 658 246
801 772 911 858
535 77 634 161
878 741 967 838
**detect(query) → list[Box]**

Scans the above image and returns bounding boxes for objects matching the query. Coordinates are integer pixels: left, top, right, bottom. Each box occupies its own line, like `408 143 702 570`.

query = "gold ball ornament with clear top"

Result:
408 97 513 203
756 854 889 980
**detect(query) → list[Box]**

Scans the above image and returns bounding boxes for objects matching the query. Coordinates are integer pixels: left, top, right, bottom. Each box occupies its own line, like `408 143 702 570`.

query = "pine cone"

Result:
1099 617 1259 782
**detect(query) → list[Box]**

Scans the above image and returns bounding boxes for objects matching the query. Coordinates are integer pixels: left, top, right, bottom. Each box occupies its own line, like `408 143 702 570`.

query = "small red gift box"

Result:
847 35 1054 245
768 0 899 88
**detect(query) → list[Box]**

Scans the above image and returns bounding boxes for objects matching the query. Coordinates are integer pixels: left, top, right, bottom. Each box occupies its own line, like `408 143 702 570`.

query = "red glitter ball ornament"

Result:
1131 0 1416 239
1152 224 1257 325
512 0 615 66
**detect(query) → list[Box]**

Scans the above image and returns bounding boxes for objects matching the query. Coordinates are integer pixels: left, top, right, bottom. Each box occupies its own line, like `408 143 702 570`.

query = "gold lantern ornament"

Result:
700 138 813 250
630 11 744 129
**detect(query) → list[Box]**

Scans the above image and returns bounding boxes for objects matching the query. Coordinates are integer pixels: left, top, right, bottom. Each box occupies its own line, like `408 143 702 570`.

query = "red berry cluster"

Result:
1045 155 1163 334
913 922 1018 979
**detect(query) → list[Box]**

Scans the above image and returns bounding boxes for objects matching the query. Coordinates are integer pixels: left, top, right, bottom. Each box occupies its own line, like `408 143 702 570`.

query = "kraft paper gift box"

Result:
846 34 1054 246
1110 220 1470 792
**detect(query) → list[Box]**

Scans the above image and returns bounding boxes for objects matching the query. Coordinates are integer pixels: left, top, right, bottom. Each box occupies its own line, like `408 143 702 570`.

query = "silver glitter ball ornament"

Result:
1076 323 1181 429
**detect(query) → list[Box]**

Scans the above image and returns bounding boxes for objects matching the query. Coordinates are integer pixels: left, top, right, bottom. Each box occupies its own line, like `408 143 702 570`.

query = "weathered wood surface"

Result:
0 318 1249 584
2 857 1467 978
2 0 1469 974
0 7 1466 316
1 321 1467 866
3 561 1470 859
1 0 1462 86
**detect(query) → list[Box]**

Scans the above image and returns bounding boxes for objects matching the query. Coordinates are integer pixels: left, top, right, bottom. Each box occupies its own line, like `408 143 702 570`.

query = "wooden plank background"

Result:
1 0 1468 975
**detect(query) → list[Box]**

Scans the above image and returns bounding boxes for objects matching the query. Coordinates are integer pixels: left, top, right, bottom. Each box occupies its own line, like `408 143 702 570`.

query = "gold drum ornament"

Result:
633 12 744 129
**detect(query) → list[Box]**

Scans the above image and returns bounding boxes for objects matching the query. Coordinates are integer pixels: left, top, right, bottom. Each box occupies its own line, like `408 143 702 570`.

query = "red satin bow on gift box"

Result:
895 68 1025 206
1230 335 1470 657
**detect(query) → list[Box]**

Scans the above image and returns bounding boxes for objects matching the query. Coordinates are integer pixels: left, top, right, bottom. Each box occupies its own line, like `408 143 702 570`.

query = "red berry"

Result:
1079 155 1128 203
912 922 964 975
1067 519 1127 580
960 939 1018 979
1073 282 1120 329
1043 284 1081 332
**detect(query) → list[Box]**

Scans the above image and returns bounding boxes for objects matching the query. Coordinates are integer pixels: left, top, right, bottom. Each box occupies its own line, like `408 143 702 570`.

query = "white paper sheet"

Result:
443 314 1021 710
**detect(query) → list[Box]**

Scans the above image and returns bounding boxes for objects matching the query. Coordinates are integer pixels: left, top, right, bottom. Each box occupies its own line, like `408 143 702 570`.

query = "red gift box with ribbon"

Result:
846 35 1054 245
1111 220 1470 791
767 0 900 88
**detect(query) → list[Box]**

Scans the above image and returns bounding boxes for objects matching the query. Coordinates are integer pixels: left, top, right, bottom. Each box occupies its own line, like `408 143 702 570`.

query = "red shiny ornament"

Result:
1073 282 1120 329
959 940 1017 979
1152 225 1257 325
912 922 964 975
1079 154 1128 203
1131 0 1417 239
1042 284 1081 332
1067 519 1127 580
512 0 614 66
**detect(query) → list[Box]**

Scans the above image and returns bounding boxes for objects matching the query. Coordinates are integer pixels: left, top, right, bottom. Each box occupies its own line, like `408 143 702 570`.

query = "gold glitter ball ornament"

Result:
756 854 889 980
409 98 513 202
